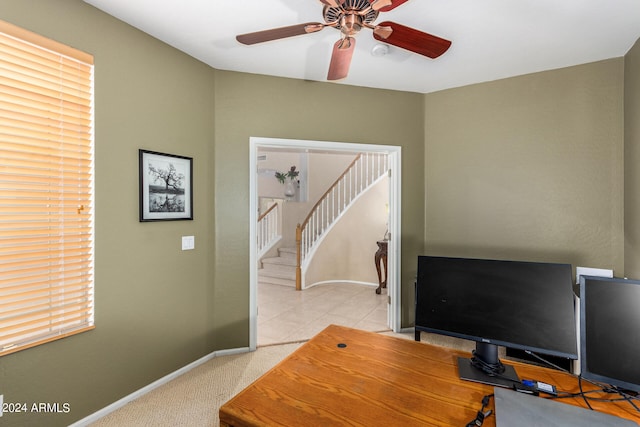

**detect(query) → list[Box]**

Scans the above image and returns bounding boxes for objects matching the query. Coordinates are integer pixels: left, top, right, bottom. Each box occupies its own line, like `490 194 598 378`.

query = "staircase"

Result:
258 247 297 287
295 152 389 289
257 152 389 290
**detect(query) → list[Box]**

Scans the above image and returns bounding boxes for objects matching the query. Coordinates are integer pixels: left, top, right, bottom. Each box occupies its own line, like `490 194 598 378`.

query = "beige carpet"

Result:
86 331 475 426
88 342 304 427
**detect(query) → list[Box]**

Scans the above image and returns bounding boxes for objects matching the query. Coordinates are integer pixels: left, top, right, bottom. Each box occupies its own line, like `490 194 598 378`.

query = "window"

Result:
0 20 94 356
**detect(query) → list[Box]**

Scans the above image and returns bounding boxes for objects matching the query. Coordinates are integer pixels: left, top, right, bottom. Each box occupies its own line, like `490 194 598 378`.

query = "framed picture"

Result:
139 149 193 221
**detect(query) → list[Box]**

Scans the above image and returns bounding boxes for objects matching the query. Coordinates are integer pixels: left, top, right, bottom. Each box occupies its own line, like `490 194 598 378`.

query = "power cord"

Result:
525 350 640 413
470 350 506 376
466 394 494 427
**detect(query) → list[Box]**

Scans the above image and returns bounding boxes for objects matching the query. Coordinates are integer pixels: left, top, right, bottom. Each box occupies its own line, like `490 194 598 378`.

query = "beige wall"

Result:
2 1 216 426
625 39 640 277
424 59 625 283
213 71 425 349
1 1 637 426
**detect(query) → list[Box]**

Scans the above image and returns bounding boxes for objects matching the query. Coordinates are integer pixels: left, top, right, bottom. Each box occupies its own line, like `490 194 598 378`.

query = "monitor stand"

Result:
457 357 520 388
457 342 521 388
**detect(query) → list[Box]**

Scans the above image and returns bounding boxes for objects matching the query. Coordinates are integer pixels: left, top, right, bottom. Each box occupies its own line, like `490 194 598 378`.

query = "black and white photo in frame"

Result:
139 149 193 221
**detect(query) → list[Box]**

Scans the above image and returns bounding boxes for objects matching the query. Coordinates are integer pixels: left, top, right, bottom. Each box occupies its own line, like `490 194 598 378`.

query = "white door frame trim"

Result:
249 137 402 350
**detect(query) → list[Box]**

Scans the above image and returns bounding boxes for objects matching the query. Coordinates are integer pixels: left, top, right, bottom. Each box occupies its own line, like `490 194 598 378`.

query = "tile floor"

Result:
257 281 390 346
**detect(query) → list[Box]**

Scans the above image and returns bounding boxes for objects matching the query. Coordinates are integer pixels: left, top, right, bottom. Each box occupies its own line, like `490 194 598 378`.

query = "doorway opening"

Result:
249 137 401 350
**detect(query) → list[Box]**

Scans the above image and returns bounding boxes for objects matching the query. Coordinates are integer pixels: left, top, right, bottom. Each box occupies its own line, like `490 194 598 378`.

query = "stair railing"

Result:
257 201 280 258
295 152 389 290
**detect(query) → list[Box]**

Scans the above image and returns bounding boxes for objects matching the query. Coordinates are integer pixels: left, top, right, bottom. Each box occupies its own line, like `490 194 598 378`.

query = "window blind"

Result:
0 20 94 356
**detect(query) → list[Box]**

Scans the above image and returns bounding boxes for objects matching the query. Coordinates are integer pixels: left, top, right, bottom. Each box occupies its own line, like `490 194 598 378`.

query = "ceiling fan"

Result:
236 0 452 81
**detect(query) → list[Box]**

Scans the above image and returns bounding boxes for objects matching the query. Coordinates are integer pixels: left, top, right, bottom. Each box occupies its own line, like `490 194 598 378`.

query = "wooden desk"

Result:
219 325 639 426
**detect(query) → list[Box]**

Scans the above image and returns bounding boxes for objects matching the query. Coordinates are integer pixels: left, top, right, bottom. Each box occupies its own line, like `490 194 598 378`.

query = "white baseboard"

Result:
399 326 415 334
69 346 251 426
304 280 378 289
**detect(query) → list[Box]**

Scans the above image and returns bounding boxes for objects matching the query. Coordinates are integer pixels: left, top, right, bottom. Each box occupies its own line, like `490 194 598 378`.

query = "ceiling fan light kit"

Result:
236 0 451 81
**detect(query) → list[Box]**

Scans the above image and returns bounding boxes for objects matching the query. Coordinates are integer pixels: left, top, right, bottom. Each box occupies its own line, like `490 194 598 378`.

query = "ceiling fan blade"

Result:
373 21 451 58
369 0 410 12
237 22 324 45
327 37 356 81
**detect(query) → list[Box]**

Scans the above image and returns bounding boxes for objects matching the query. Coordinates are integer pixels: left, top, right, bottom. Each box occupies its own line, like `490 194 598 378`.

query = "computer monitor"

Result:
579 276 640 393
416 256 578 388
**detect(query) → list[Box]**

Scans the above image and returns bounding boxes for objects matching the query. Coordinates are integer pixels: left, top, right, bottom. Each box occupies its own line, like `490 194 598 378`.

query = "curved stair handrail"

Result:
295 152 389 290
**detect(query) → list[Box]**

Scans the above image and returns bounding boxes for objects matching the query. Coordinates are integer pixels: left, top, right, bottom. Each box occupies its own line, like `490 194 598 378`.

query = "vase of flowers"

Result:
275 166 299 199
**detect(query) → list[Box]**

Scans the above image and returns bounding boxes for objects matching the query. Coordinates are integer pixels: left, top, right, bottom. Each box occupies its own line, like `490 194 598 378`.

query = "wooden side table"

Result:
374 240 388 294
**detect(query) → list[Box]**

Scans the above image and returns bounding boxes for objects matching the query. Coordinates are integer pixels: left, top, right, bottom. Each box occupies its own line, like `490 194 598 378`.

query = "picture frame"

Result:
139 149 193 222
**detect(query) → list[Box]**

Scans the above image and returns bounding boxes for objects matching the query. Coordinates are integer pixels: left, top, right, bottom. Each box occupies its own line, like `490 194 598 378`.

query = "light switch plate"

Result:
182 236 194 250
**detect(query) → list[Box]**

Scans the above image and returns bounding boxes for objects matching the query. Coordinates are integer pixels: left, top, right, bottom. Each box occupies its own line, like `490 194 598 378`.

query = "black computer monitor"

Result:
416 256 578 388
579 275 640 393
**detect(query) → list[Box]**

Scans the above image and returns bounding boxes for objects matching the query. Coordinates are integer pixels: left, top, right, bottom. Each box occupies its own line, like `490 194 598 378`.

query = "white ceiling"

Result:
83 0 640 94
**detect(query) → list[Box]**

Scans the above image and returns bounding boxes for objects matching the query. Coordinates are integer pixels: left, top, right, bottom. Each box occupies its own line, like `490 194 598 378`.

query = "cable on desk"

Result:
525 350 640 413
466 394 494 427
470 350 506 376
